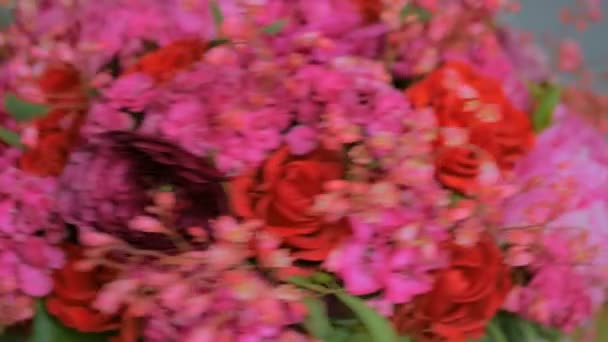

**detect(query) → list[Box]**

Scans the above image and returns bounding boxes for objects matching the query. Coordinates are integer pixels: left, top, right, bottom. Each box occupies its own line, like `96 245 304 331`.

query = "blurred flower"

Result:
285 125 318 156
127 39 205 82
558 39 584 72
57 131 228 250
503 107 608 228
389 1 500 78
80 103 134 138
393 233 512 342
46 244 120 333
87 218 307 342
406 62 534 194
562 86 608 133
230 146 350 262
0 153 64 325
19 63 87 177
102 74 157 113
497 29 550 83
502 108 608 329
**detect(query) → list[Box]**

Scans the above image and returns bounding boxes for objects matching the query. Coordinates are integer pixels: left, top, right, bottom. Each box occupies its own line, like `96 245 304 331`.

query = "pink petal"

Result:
385 274 431 303
343 267 381 295
18 264 52 297
285 125 318 155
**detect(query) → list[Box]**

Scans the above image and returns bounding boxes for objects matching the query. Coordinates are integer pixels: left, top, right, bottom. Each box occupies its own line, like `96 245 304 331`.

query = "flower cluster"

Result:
0 1 607 342
0 149 63 326
501 107 608 330
84 217 308 342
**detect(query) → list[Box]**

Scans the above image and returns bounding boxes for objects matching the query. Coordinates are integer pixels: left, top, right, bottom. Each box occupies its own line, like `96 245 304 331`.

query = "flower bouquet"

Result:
0 0 607 341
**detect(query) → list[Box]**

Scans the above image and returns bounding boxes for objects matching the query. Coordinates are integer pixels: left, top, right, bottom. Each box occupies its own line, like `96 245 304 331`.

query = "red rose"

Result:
37 64 81 95
406 62 534 194
46 244 120 333
393 234 512 342
229 146 350 261
128 39 205 82
19 64 86 176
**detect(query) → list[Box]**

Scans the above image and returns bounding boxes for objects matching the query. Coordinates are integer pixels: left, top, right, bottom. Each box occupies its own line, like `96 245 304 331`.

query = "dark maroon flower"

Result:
57 131 228 250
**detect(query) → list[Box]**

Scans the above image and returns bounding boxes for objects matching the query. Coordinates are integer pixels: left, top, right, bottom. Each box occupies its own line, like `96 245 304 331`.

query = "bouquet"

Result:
0 0 606 341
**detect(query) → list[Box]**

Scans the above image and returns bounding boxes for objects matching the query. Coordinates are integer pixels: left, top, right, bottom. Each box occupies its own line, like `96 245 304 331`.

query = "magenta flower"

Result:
89 218 308 341
502 107 608 329
0 151 64 326
285 125 318 155
325 211 448 309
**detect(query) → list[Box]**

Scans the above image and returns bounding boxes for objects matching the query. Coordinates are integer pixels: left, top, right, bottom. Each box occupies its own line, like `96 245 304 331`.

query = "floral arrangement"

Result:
0 0 606 341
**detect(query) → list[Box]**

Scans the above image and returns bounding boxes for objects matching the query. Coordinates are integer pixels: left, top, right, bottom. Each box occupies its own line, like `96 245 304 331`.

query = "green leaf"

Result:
287 275 333 294
326 327 351 342
209 1 224 28
335 292 398 342
3 93 49 122
288 276 315 287
400 4 432 23
486 311 563 342
30 300 115 342
261 19 287 35
303 297 332 340
595 305 608 342
485 320 508 342
350 332 372 342
311 271 335 286
531 84 561 132
0 127 23 148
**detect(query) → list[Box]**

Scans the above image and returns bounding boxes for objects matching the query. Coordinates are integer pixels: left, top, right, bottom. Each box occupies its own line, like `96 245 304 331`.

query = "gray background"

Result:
503 0 607 86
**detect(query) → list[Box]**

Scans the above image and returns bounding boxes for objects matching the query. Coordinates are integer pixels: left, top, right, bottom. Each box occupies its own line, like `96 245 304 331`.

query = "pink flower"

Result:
336 244 382 295
103 73 157 112
325 211 448 308
81 103 134 139
0 157 64 325
17 263 53 297
502 109 608 329
559 39 584 72
285 125 318 155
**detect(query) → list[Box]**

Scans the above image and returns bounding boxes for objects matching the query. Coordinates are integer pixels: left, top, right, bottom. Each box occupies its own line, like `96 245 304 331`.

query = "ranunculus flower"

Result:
406 62 534 194
128 39 205 82
230 146 350 261
19 63 87 176
46 244 120 333
57 131 228 250
393 233 512 342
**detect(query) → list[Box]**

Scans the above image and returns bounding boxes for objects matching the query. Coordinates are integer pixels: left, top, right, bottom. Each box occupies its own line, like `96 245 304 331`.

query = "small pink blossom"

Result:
559 39 584 72
103 73 157 112
285 125 318 155
0 158 63 325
